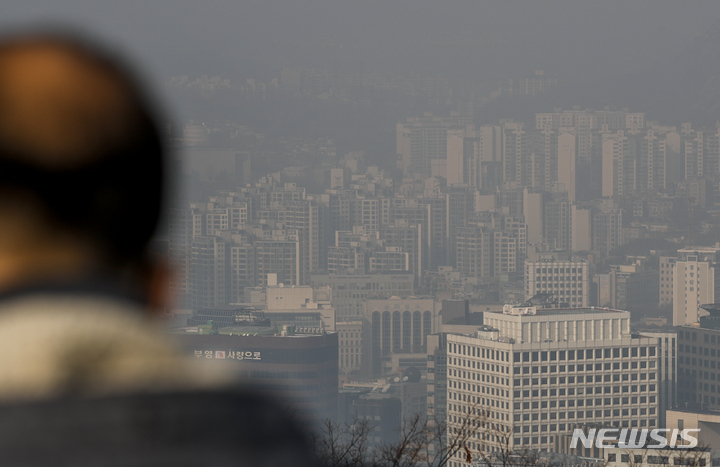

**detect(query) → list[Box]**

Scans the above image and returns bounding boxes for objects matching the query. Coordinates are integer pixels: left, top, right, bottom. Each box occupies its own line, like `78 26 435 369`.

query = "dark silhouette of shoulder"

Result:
0 388 318 467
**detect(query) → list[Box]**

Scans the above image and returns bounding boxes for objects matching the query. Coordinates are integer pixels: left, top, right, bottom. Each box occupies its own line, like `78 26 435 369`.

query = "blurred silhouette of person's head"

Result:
0 32 166 307
0 32 229 400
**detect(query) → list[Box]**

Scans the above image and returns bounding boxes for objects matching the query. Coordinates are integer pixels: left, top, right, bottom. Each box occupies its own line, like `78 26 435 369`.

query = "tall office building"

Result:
446 305 663 462
363 297 441 377
337 320 364 374
673 247 720 326
177 327 338 424
677 312 720 410
680 123 720 179
659 256 677 306
427 333 449 428
639 330 677 426
524 256 590 308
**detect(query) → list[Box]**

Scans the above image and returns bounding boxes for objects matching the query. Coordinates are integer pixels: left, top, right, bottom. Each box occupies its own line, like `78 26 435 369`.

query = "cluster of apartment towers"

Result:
169 107 720 462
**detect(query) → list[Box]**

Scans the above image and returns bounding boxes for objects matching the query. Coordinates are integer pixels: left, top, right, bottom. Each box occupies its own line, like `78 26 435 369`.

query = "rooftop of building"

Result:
536 307 628 315
669 403 720 415
488 305 629 317
169 324 330 338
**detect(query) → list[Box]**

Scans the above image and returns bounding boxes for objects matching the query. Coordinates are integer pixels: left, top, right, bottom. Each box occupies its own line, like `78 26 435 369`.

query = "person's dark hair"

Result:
0 32 164 269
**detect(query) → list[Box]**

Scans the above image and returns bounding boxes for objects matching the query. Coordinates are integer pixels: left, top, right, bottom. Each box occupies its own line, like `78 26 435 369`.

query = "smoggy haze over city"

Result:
10 2 720 461
6 1 720 120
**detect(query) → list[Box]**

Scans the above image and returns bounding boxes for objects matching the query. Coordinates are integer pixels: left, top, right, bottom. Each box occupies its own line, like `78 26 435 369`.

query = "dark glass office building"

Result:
175 330 338 424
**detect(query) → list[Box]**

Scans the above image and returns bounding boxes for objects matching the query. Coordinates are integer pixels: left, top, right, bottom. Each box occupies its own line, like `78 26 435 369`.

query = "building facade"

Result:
673 248 720 326
524 258 590 308
446 305 664 460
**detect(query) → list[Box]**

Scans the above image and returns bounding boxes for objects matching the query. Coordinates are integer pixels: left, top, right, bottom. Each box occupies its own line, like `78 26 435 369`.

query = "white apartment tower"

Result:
396 113 473 176
673 247 720 326
446 305 663 465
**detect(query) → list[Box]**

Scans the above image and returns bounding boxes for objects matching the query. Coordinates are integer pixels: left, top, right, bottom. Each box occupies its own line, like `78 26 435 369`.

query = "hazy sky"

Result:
4 1 720 106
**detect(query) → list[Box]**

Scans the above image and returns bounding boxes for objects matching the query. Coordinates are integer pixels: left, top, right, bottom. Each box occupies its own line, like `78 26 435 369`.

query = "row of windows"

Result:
448 400 507 413
514 372 655 386
514 386 657 397
514 347 655 362
449 380 508 395
679 369 720 382
535 276 583 287
679 356 720 369
680 344 720 356
450 358 507 374
514 361 656 375
510 422 659 447
532 267 584 274
514 410 654 423
513 396 656 411
449 343 508 361
609 454 707 466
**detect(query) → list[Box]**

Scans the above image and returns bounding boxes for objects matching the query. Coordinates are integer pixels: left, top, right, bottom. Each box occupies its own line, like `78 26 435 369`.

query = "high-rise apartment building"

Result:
257 200 326 284
327 246 365 274
446 125 503 190
680 123 720 179
543 191 572 251
601 128 679 197
190 235 229 309
252 232 301 287
381 221 424 284
396 112 473 176
169 208 194 307
536 109 645 133
493 231 518 275
455 225 493 278
673 247 720 326
446 188 476 267
368 249 410 273
591 205 623 257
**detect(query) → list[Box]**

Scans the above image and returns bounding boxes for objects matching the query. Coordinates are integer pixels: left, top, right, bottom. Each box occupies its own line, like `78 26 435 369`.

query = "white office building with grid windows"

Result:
525 258 590 307
445 305 665 466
